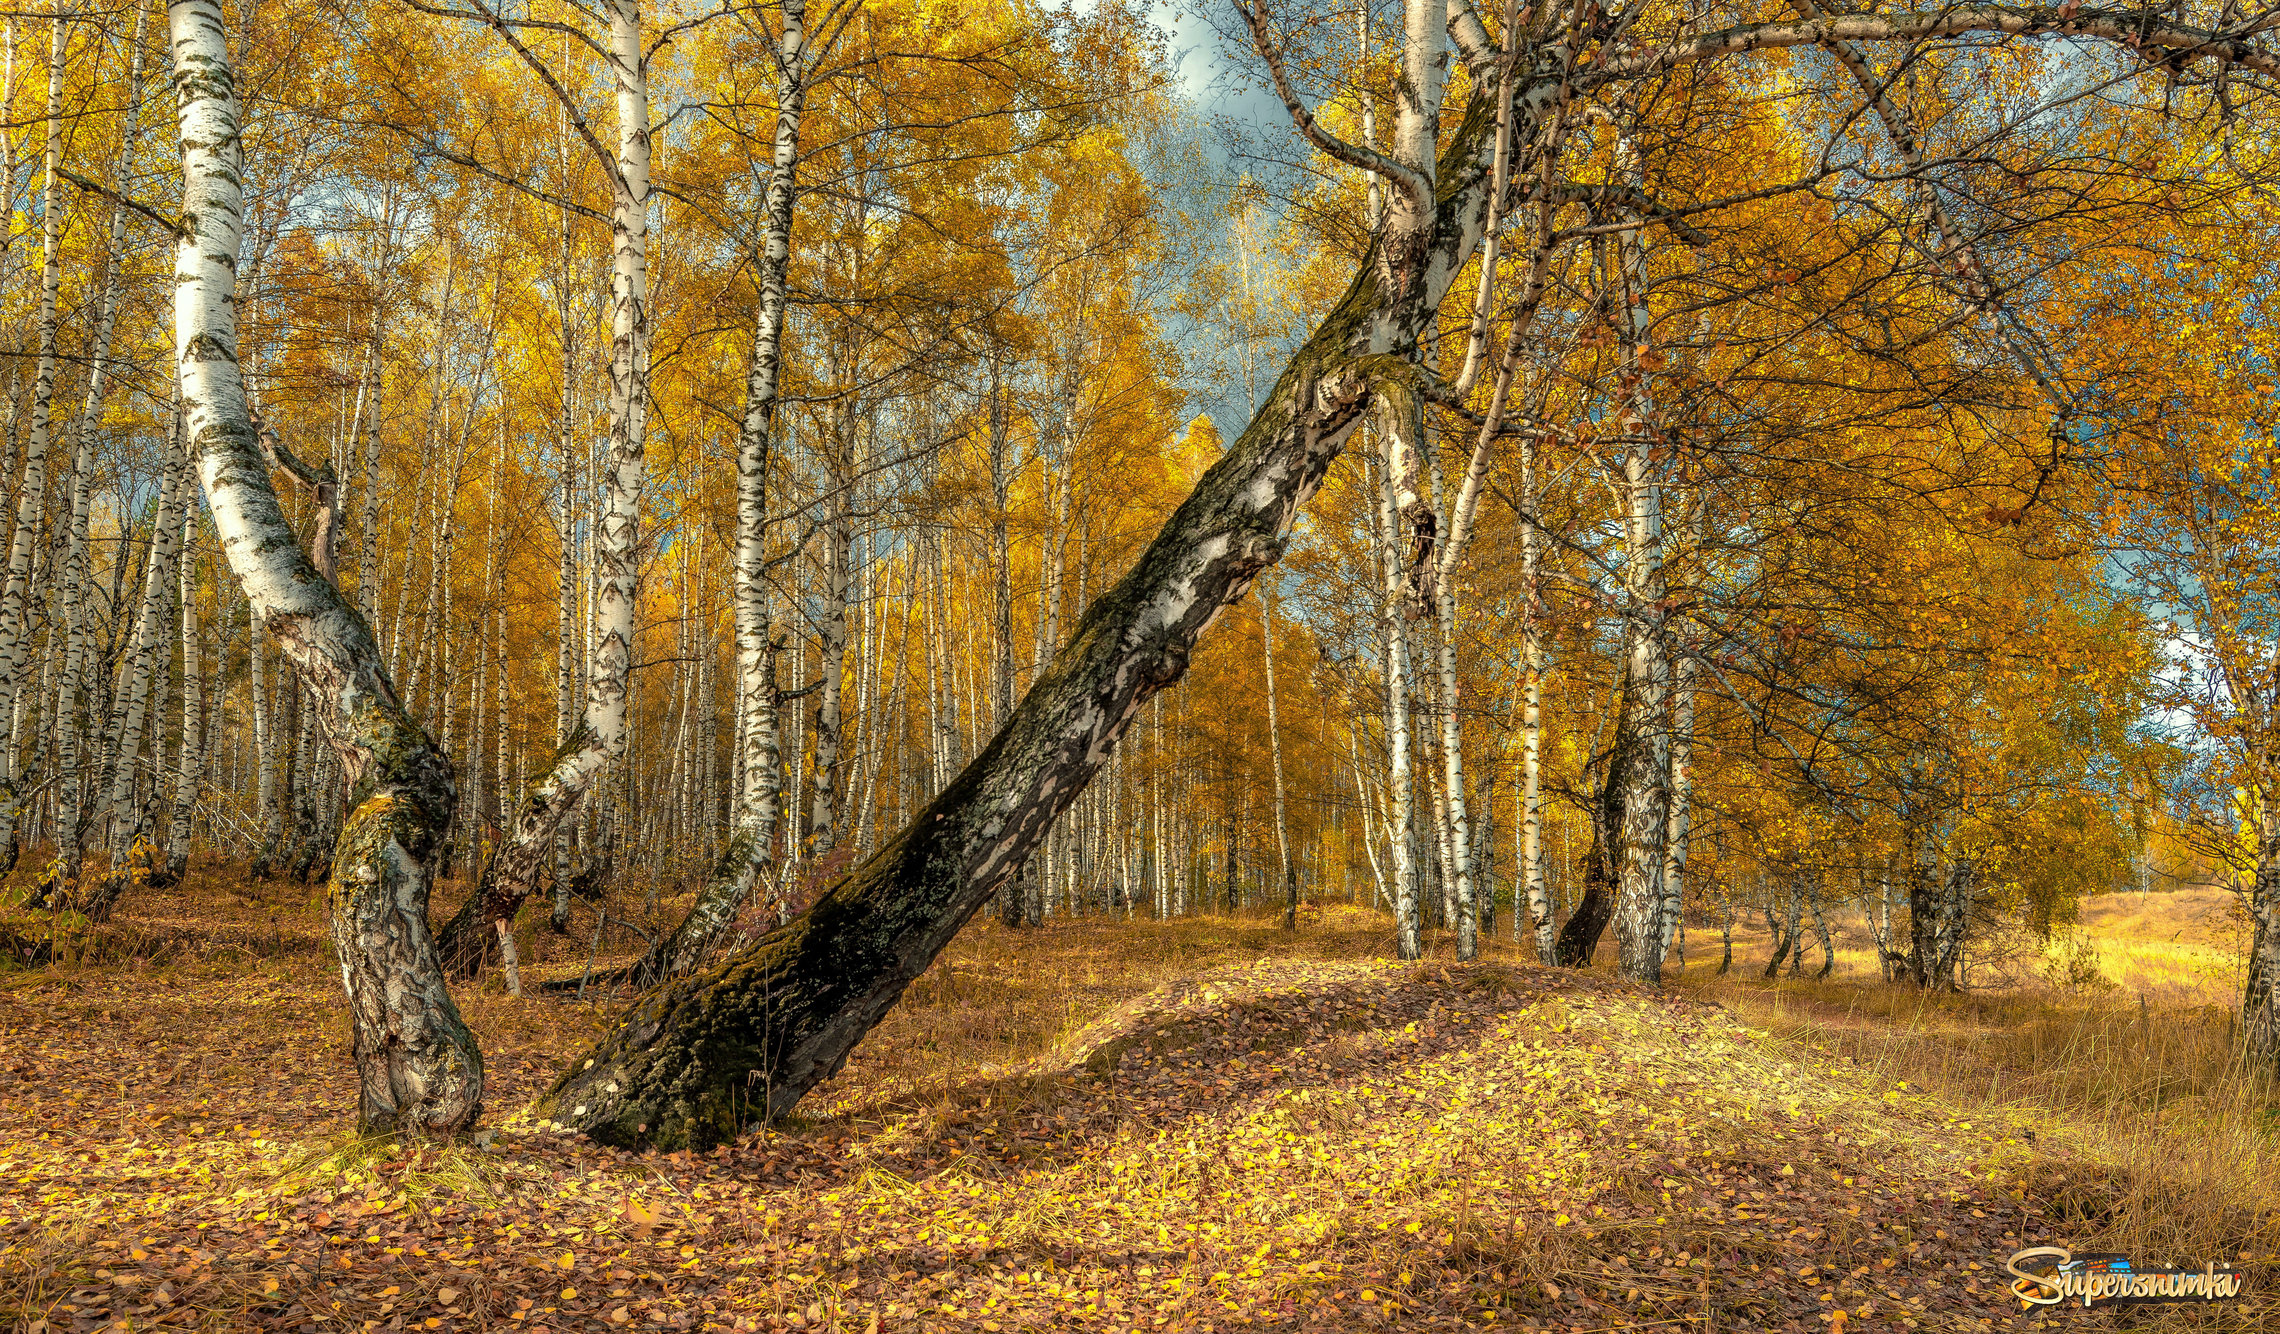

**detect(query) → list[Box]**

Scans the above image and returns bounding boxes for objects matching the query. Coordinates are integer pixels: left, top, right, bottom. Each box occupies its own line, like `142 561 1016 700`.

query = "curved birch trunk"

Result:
169 0 480 1135
1555 687 1631 967
437 0 648 971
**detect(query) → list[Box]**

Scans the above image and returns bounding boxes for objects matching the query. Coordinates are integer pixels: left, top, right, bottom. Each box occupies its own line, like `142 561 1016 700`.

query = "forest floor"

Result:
1 867 2273 1333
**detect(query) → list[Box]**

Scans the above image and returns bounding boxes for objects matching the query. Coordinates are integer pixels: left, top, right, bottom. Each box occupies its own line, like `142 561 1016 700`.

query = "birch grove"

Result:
0 0 2265 1145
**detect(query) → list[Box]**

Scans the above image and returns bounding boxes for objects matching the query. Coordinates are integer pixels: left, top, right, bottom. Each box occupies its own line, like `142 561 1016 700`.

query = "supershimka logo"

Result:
2004 1247 2246 1308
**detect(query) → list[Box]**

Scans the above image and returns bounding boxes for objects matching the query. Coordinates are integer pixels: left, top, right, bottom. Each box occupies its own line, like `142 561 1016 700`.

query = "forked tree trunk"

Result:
170 0 480 1134
540 336 1379 1137
534 0 1516 1141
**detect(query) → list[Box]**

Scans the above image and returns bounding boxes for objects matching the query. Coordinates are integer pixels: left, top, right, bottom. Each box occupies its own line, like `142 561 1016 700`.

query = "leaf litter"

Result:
0 887 2215 1332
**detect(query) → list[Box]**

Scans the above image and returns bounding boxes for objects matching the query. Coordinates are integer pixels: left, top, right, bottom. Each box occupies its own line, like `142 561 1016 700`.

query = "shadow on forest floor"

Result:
1 868 2271 1332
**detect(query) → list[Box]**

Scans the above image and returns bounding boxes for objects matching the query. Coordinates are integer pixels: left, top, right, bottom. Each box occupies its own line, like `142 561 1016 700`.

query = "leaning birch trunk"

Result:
169 0 480 1134
618 3 808 984
436 0 648 972
536 6 1504 1146
81 431 189 918
539 310 1393 1141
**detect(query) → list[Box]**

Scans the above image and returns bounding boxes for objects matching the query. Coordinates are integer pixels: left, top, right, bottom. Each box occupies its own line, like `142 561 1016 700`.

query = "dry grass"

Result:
1674 886 2280 1327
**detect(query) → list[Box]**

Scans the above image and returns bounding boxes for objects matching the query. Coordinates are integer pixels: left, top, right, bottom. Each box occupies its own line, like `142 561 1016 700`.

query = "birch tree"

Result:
432 0 653 971
622 0 842 985
168 0 481 1134
0 9 77 875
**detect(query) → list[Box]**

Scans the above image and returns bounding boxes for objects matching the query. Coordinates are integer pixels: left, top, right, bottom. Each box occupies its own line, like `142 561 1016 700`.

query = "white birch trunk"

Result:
1377 393 1424 960
85 433 189 914
1659 622 1696 960
1519 431 1553 959
164 505 202 882
535 0 812 985
446 0 649 959
0 8 70 862
809 466 850 857
1263 591 1295 927
1609 146 1672 985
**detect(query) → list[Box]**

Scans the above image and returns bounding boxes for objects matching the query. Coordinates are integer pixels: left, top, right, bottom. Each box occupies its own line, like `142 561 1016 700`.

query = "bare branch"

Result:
1607 6 2280 82
1238 0 1434 204
54 166 180 236
396 0 635 203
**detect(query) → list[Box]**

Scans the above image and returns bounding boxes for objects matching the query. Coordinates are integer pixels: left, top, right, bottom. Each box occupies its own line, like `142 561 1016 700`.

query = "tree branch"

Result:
1239 0 1434 204
399 0 635 203
1608 6 2280 82
359 117 611 223
54 166 180 236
